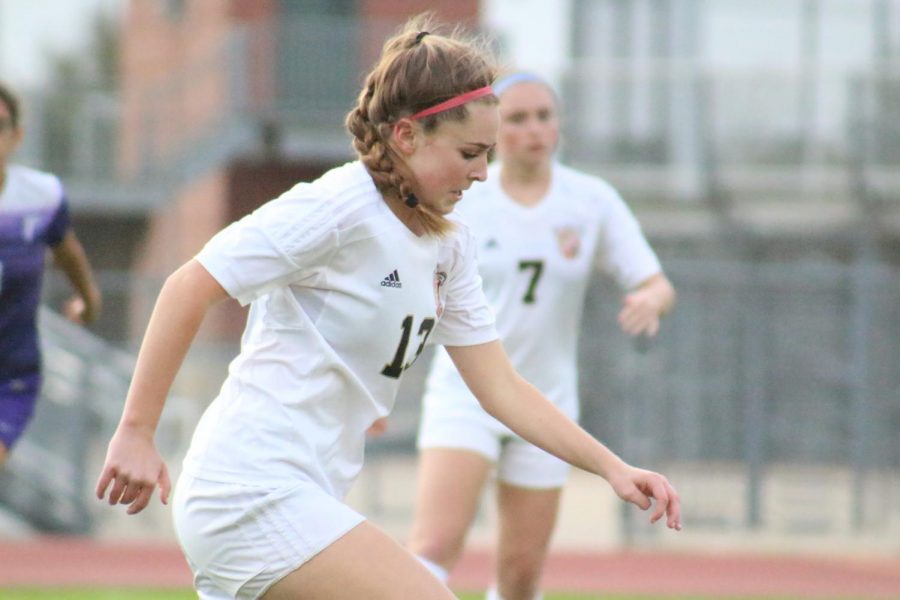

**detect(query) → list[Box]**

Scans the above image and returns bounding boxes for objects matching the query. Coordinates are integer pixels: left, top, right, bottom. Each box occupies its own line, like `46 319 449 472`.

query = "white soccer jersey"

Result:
182 161 497 499
423 162 661 430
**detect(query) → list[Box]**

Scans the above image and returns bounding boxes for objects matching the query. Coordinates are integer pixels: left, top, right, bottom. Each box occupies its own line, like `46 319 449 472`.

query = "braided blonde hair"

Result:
345 15 497 237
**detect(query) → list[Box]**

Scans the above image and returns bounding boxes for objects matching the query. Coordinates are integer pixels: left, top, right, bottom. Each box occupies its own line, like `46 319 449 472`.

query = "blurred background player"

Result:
408 72 677 600
96 19 680 600
0 81 102 469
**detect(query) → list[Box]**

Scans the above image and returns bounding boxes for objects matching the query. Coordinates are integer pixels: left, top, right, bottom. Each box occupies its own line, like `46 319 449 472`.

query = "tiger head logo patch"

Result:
555 226 582 259
433 269 448 318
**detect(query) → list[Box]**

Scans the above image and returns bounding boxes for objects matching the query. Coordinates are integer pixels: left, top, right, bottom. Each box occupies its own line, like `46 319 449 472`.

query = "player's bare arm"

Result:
51 231 103 324
96 259 228 514
446 340 681 530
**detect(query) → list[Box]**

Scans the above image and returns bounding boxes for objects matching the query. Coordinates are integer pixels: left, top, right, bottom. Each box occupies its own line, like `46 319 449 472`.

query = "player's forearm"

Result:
118 261 224 436
486 374 627 479
449 341 628 480
53 232 102 315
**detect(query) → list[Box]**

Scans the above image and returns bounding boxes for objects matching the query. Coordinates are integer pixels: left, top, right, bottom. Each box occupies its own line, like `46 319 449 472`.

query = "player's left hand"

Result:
618 290 662 337
607 464 682 531
63 293 101 324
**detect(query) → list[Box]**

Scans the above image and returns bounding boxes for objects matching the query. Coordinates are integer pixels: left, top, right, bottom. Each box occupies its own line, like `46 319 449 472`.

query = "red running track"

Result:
1 537 899 598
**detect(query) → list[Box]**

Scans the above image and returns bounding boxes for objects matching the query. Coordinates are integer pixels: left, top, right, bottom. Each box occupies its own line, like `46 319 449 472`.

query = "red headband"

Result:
409 86 494 121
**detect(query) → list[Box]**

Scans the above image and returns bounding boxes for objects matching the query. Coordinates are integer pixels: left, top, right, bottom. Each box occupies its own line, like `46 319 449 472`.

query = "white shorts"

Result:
172 473 366 599
417 403 570 489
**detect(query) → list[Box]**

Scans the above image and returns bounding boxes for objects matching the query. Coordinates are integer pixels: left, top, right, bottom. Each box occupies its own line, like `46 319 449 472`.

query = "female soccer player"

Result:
0 81 102 469
408 73 677 600
96 22 680 600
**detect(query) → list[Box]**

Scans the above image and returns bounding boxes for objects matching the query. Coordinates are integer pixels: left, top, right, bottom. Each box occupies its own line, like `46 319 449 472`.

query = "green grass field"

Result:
0 591 723 600
0 593 719 600
0 591 881 600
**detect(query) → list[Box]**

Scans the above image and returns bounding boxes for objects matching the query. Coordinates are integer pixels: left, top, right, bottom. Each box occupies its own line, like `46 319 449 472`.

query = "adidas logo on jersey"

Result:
381 269 402 288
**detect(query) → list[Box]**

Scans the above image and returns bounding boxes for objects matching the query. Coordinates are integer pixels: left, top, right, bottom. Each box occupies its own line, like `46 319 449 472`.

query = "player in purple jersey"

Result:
0 81 102 468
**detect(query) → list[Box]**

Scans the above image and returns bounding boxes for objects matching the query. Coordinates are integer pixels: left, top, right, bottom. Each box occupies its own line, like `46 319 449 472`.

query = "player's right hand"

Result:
366 417 389 437
95 425 171 515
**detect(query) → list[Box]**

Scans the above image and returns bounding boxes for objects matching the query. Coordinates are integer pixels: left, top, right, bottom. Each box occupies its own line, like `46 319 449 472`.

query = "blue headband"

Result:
492 72 552 97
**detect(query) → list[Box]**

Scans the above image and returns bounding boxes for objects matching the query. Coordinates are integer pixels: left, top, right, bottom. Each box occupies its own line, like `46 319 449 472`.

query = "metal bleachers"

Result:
0 308 135 534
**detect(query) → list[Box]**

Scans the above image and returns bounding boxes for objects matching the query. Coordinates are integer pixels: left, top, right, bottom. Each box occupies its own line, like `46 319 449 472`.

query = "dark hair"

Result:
0 81 21 127
345 14 498 236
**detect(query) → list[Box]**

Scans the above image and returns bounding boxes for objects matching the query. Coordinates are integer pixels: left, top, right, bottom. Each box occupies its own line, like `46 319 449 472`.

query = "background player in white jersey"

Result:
96 20 680 600
0 81 102 469
408 73 677 600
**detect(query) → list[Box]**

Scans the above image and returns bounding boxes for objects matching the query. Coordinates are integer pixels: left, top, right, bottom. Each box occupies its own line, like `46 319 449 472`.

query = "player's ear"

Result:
391 118 419 156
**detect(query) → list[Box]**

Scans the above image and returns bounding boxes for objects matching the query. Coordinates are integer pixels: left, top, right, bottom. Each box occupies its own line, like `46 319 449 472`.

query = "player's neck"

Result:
383 192 426 236
500 161 551 206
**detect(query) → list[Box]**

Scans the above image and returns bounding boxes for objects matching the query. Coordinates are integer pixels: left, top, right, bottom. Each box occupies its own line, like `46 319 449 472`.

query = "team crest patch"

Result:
433 269 447 318
555 226 582 259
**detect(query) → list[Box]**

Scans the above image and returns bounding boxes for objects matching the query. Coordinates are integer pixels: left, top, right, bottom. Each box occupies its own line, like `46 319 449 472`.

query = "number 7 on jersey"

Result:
518 259 544 304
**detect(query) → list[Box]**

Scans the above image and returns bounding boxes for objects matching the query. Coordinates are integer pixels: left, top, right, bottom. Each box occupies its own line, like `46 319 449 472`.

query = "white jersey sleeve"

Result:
430 219 497 347
592 180 661 290
196 184 339 306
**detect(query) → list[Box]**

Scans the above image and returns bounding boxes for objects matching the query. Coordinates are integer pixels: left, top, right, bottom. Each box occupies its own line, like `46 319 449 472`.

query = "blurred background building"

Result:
0 0 897 558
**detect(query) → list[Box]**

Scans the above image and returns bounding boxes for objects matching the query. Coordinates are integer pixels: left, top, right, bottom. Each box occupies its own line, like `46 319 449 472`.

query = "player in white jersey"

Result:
408 73 677 600
96 21 680 600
